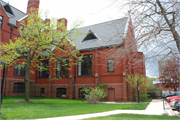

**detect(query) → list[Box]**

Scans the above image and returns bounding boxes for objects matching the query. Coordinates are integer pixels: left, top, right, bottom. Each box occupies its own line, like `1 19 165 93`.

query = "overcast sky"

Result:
4 0 127 28
3 0 159 78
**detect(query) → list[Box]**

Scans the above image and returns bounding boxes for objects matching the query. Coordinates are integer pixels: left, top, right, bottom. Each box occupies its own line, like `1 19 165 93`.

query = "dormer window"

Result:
82 30 98 42
0 16 3 29
3 4 15 17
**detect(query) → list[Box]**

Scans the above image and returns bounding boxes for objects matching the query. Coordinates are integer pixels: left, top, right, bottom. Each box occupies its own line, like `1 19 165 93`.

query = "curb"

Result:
166 101 176 116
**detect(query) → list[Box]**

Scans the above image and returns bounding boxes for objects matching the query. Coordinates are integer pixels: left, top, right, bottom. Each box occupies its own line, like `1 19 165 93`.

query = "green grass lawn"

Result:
84 114 180 120
1 96 149 119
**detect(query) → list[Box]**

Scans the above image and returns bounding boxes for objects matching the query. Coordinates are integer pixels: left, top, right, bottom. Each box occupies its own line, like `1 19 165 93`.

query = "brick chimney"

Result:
57 18 67 32
45 18 50 26
26 0 40 14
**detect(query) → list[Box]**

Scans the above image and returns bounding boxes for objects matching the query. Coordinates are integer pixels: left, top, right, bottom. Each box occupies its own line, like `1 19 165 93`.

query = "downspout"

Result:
73 57 77 99
4 26 14 96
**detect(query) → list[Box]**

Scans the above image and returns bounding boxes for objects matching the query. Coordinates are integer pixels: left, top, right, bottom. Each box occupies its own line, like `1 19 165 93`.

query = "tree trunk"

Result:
25 79 30 101
24 53 31 102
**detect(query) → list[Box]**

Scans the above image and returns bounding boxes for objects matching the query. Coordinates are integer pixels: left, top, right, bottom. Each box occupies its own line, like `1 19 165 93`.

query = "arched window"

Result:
56 88 66 98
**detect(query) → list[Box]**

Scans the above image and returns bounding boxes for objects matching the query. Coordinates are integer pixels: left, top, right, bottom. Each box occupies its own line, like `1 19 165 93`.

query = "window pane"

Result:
56 61 61 77
78 58 81 76
0 21 2 29
18 67 21 76
78 55 93 76
108 59 114 72
0 16 3 20
14 64 26 77
56 58 69 78
39 60 49 78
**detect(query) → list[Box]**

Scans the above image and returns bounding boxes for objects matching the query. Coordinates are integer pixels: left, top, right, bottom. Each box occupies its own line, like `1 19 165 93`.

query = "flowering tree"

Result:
126 73 147 101
0 9 83 101
159 57 180 91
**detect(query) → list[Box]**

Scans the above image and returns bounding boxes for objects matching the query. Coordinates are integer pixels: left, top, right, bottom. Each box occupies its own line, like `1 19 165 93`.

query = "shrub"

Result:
83 82 107 104
139 94 149 102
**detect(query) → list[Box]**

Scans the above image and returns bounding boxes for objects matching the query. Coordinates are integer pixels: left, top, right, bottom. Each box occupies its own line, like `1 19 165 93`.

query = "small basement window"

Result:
79 88 85 99
40 88 44 97
56 88 66 98
13 83 25 93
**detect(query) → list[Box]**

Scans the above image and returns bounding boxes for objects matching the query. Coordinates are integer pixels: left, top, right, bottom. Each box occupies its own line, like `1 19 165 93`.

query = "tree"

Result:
0 9 83 101
100 0 180 77
146 77 157 91
126 73 147 101
159 57 180 91
122 0 180 59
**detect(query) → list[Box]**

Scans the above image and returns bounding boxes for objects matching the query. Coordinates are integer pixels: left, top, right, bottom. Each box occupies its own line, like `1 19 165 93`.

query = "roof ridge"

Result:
81 17 128 28
1 0 26 15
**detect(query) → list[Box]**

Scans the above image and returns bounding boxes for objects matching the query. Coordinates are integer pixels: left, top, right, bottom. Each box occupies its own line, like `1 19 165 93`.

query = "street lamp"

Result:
137 78 140 103
0 62 6 115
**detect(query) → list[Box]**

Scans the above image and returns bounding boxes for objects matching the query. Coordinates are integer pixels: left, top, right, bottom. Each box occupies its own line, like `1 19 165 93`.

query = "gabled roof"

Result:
73 17 129 51
0 0 26 27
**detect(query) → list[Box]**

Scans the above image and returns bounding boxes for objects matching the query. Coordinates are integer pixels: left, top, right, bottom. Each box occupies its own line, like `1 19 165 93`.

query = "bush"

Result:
83 82 107 104
139 94 149 102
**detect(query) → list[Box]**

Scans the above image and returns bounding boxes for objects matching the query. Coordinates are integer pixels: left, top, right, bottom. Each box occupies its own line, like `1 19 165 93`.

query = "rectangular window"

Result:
13 83 25 93
78 54 93 76
19 25 24 36
0 15 3 29
57 88 66 98
79 88 85 99
14 64 26 77
40 88 44 97
56 58 69 77
39 60 49 78
107 59 114 72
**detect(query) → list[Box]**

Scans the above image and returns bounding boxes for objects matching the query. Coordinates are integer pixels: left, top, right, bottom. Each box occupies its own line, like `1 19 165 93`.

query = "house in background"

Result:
155 58 179 92
158 58 169 76
0 0 146 101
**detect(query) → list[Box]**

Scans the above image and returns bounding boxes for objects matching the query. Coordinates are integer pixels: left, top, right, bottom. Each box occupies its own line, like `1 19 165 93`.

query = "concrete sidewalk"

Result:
36 99 176 120
143 99 174 116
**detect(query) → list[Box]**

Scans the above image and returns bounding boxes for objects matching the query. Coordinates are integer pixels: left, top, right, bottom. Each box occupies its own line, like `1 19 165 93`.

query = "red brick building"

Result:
0 0 146 101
